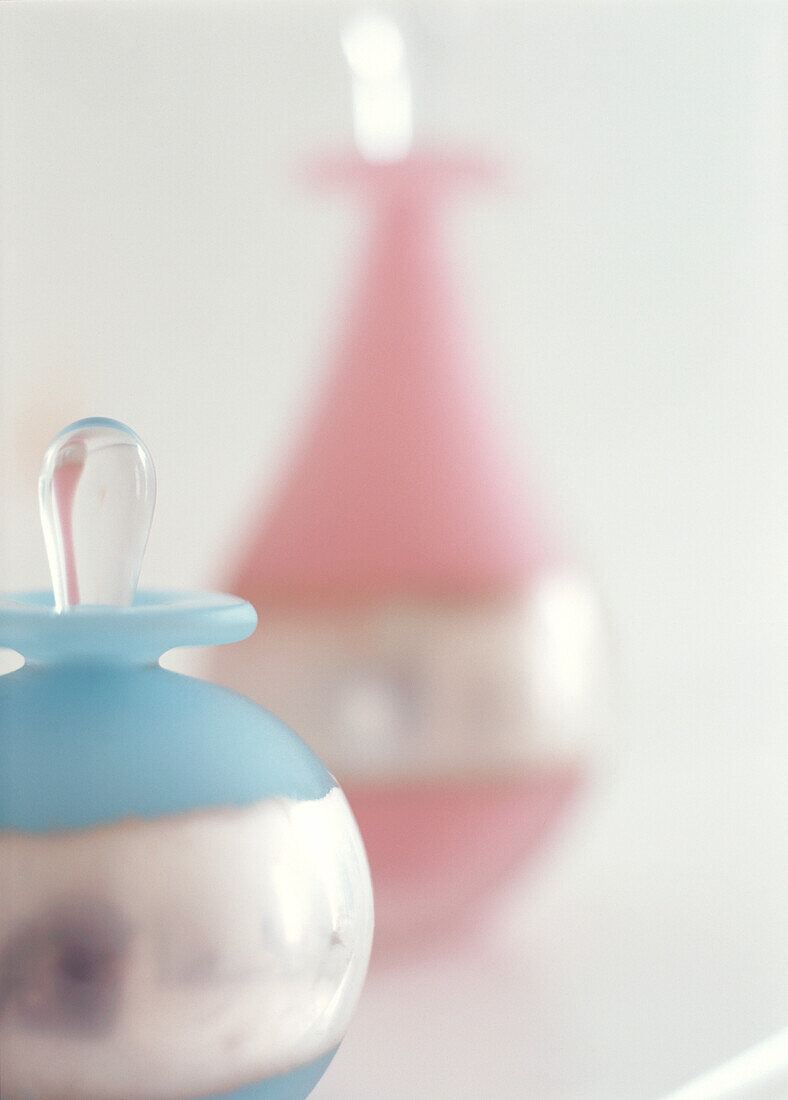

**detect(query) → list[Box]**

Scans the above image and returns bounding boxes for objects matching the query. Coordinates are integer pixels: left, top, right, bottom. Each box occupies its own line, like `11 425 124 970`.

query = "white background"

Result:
1 3 787 1097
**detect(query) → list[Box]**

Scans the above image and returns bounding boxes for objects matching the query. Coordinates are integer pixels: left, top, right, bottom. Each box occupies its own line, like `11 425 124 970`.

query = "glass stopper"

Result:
341 11 413 163
39 418 156 611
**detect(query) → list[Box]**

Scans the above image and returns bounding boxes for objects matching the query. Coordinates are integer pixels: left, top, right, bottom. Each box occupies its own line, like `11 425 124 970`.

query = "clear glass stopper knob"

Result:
39 418 156 612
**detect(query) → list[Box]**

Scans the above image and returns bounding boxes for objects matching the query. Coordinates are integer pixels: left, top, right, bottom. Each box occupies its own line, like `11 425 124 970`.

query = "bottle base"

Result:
199 1048 338 1100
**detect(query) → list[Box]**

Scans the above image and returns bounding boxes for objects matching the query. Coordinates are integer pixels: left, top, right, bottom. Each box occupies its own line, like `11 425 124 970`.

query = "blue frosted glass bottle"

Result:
0 418 373 1100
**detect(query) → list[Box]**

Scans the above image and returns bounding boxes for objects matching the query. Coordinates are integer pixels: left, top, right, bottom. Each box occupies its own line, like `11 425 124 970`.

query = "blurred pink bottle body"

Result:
212 154 604 948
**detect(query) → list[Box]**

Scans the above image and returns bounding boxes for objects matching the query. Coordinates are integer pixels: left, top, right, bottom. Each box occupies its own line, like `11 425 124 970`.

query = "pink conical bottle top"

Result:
233 154 553 607
39 418 156 612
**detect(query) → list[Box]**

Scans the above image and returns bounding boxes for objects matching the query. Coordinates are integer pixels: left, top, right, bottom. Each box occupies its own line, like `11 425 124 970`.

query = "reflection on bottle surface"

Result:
0 790 372 1099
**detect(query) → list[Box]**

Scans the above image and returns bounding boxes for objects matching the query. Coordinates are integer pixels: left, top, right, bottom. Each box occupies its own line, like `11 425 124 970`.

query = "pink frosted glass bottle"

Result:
211 13 605 951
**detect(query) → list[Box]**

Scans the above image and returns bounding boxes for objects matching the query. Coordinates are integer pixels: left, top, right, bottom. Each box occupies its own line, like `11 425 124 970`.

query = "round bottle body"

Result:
0 662 373 1100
